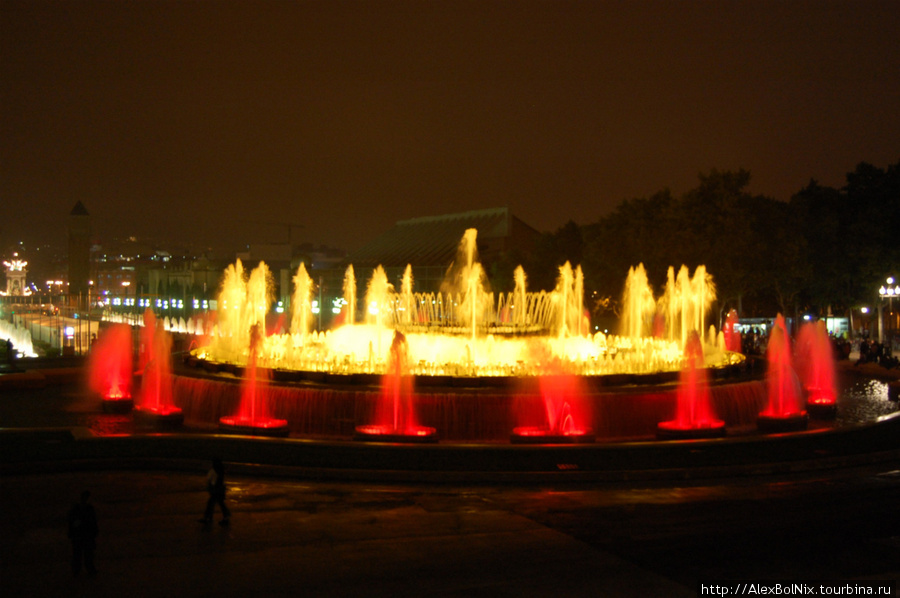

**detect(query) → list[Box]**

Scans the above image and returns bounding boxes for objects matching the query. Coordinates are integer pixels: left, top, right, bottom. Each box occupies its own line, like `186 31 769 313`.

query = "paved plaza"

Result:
3 464 900 598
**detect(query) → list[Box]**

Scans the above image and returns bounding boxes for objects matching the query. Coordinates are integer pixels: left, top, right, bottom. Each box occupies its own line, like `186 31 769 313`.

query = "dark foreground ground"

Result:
2 465 899 598
1 361 899 597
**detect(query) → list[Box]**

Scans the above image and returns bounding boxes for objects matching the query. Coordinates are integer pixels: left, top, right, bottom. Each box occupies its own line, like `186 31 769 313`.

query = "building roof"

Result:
70 201 89 216
345 207 527 268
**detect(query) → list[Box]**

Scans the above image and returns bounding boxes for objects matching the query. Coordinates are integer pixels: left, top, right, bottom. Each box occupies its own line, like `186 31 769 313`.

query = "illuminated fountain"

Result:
354 330 437 442
757 315 808 432
0 319 37 359
218 263 289 436
190 229 746 441
510 264 594 443
723 309 741 353
138 309 151 372
196 232 733 379
510 349 594 444
89 323 134 413
657 330 726 439
796 320 837 419
219 323 289 437
134 317 184 426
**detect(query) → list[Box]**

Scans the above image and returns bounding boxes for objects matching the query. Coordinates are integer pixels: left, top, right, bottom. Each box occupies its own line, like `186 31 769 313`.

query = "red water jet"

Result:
723 309 742 353
796 321 837 418
134 319 184 426
137 308 156 375
219 323 288 436
355 330 437 442
657 331 725 439
511 351 594 444
89 324 134 412
757 315 808 432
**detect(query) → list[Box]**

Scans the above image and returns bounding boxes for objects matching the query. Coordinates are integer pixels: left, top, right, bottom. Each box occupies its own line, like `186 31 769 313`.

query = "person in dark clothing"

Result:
67 490 98 576
199 457 231 526
857 339 871 365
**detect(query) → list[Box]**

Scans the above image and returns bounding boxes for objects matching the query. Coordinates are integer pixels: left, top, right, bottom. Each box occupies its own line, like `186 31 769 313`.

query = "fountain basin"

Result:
806 395 838 419
353 424 438 443
756 412 809 433
656 419 726 440
134 405 184 428
102 396 134 413
510 427 595 444
219 416 290 438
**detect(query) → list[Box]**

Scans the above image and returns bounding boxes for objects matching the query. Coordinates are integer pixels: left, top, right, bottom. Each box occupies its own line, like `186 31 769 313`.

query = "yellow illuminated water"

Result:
194 229 741 377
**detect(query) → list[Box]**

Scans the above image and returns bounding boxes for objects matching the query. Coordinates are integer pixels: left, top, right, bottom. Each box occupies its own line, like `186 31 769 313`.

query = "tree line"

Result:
517 161 900 328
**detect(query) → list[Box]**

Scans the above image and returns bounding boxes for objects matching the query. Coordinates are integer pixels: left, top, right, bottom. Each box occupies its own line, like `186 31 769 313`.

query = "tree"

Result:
525 220 585 291
791 161 900 316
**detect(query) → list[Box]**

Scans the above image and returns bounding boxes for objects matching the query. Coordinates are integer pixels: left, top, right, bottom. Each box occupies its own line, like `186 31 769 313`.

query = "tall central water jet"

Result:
512 265 527 326
291 263 314 340
342 264 356 326
622 264 655 340
396 264 415 327
447 228 489 342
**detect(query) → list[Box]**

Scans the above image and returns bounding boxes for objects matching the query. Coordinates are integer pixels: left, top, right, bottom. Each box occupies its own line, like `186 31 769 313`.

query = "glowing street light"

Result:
877 276 899 343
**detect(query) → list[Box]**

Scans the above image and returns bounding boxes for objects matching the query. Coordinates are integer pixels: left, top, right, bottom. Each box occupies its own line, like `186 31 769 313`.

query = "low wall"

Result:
173 373 767 442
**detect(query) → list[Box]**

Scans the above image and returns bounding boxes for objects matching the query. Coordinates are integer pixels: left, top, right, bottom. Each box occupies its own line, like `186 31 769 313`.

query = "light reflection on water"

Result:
835 376 898 426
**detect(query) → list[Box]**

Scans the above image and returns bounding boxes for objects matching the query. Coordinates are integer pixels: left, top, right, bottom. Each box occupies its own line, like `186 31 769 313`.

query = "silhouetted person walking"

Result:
199 457 231 526
67 490 98 577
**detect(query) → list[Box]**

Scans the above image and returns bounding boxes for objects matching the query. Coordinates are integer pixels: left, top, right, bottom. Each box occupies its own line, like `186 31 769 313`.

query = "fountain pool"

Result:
182 228 755 440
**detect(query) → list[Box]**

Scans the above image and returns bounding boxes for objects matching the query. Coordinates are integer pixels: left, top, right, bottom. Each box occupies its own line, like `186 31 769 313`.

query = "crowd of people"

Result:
855 336 899 369
738 325 898 370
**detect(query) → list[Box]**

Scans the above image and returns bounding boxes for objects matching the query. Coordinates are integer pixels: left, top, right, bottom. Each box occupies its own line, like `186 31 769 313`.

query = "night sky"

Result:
2 0 898 255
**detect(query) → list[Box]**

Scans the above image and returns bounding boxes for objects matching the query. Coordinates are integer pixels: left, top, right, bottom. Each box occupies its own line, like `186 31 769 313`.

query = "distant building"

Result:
308 207 540 329
344 207 540 292
67 201 91 298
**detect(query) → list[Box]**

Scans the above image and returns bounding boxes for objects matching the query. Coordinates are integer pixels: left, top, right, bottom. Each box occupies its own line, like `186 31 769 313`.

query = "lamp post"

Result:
880 277 898 344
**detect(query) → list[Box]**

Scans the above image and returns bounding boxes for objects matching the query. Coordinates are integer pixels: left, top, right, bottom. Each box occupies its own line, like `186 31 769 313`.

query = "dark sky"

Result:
2 0 898 254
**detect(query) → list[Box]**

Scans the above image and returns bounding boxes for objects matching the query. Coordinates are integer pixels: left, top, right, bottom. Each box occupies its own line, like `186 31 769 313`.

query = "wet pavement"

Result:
2 470 702 598
2 466 900 597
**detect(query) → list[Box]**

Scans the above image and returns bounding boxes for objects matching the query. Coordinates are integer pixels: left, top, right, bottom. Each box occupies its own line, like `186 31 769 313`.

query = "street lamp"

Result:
878 277 899 344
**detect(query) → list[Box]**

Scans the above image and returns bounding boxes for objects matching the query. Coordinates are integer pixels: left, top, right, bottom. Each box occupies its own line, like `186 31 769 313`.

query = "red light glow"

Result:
88 324 134 404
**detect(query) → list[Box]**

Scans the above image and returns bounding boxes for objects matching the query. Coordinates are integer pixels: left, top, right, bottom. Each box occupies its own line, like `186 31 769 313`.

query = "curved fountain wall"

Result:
173 367 765 442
